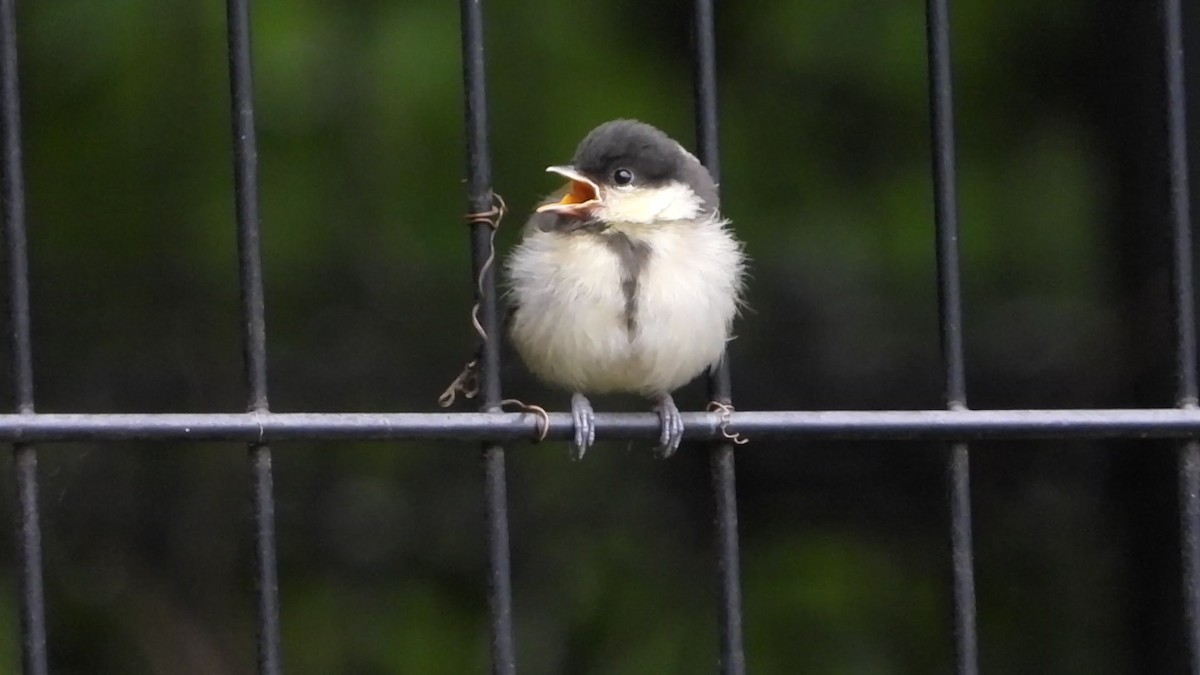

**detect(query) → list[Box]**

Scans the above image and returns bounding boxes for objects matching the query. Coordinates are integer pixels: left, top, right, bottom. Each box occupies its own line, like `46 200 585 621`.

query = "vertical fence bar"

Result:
1163 0 1200 669
225 1 283 673
924 0 979 673
1 1 49 673
1185 444 1200 674
692 2 746 674
458 2 515 673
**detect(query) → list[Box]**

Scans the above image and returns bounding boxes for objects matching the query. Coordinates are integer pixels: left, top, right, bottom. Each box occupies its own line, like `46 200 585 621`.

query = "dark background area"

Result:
2 0 1200 673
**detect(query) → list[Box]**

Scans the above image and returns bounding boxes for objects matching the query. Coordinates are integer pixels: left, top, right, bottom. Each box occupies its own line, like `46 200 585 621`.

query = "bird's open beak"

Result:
536 165 601 216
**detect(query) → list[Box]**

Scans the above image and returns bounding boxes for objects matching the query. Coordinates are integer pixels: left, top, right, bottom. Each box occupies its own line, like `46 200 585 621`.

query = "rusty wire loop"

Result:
438 192 507 409
499 399 550 442
466 192 507 341
438 357 480 408
708 401 749 445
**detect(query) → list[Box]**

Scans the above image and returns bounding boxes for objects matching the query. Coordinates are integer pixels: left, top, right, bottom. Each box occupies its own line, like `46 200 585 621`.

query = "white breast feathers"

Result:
506 216 744 397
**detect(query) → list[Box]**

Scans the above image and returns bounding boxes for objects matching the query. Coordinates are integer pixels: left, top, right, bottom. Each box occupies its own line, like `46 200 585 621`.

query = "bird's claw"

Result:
655 395 684 458
570 392 596 460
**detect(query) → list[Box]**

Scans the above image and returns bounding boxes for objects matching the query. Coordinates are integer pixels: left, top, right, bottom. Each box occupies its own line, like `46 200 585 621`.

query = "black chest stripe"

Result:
602 231 651 338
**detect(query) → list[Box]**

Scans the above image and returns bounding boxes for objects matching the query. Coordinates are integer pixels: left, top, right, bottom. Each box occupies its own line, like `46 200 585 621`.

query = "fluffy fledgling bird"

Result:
506 119 745 459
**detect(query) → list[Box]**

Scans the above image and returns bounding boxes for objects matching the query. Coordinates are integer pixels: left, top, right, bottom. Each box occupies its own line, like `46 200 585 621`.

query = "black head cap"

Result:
570 119 718 211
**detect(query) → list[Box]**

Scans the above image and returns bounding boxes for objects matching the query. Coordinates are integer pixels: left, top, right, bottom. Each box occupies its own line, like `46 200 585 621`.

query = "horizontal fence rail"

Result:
1 409 1200 443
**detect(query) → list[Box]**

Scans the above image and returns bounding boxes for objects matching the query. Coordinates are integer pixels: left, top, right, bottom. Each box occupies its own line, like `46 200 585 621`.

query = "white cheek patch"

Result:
599 181 703 225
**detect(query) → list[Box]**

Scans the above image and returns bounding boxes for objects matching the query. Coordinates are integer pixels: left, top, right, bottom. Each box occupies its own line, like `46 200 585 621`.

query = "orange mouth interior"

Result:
559 180 597 205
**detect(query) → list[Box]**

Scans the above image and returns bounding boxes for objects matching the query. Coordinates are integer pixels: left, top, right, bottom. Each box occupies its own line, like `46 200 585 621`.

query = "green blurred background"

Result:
2 0 1199 673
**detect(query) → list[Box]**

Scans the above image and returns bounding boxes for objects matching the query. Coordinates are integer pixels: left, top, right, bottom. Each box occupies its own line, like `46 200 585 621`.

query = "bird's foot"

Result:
570 392 596 460
654 394 684 458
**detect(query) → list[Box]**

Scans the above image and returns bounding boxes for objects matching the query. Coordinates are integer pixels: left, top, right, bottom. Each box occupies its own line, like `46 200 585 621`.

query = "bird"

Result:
505 119 745 459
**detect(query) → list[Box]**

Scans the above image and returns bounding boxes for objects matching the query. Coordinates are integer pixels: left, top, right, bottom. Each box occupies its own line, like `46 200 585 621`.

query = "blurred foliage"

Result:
0 0 1195 673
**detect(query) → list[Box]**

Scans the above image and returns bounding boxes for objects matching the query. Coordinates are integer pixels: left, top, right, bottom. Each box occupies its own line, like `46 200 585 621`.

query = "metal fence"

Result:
0 1 1197 674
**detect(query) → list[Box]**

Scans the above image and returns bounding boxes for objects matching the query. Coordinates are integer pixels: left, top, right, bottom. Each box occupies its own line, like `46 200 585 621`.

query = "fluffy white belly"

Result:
506 219 743 397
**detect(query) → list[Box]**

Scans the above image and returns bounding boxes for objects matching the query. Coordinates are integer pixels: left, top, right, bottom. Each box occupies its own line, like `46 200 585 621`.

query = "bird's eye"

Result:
613 168 634 186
